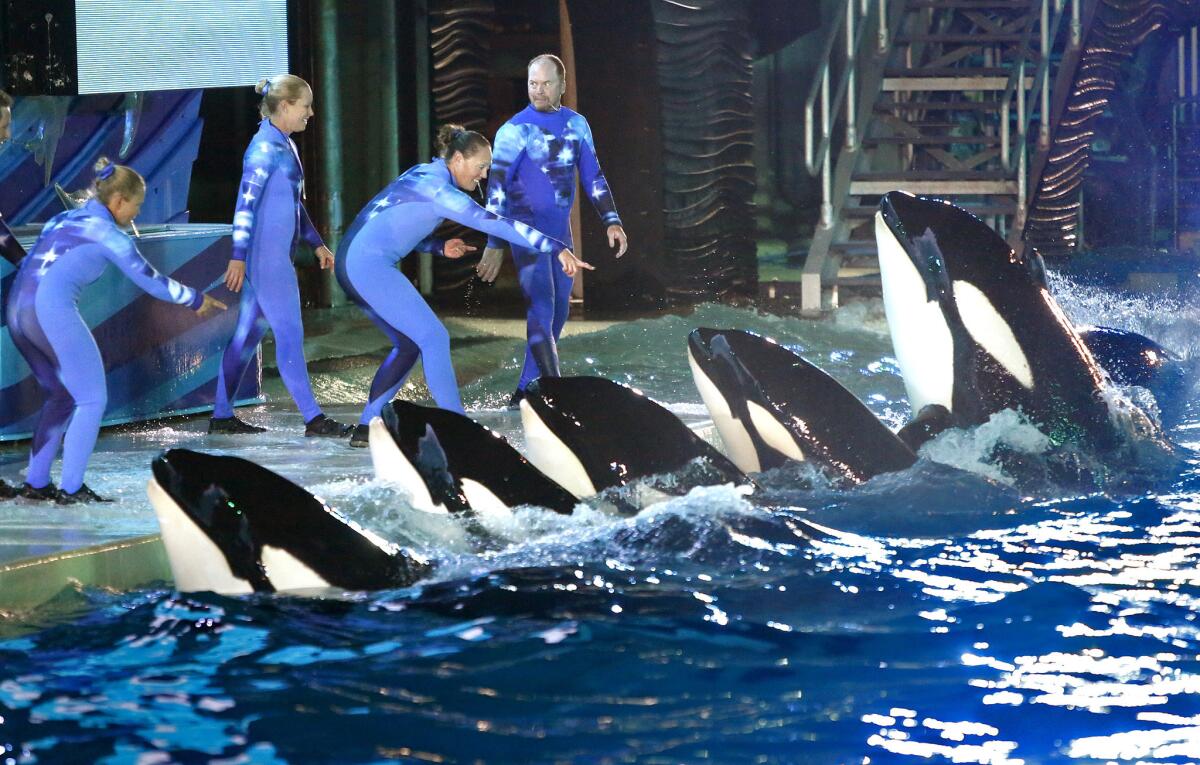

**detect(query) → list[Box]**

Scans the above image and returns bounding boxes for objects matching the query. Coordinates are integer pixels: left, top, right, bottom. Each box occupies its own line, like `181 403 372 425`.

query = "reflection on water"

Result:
3 288 1200 763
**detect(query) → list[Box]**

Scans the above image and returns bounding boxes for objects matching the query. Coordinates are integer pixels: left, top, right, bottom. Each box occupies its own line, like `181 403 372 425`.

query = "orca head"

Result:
689 328 918 483
879 192 1137 453
375 401 578 517
875 191 962 414
520 375 746 497
148 449 431 594
687 328 803 473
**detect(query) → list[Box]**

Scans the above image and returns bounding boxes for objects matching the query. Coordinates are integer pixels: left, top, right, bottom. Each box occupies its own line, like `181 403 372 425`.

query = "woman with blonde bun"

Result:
6 158 224 503
210 74 351 438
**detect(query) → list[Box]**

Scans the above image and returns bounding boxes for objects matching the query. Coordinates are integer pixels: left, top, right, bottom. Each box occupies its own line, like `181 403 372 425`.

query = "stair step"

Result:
883 74 1032 92
837 271 882 289
875 98 1004 112
829 242 878 255
863 135 1004 146
841 201 1017 218
850 171 1018 195
895 34 1025 44
906 0 1034 8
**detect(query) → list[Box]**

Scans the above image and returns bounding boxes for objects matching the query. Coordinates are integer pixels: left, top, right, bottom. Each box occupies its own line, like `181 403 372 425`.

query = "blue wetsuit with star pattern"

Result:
6 199 203 493
213 118 328 423
485 105 621 391
336 157 568 420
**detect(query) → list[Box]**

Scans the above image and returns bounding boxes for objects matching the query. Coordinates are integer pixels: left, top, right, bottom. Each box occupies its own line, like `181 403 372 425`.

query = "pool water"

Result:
3 287 1200 764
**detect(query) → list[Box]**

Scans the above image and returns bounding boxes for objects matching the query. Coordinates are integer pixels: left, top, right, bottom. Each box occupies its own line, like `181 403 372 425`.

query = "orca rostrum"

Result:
148 448 432 594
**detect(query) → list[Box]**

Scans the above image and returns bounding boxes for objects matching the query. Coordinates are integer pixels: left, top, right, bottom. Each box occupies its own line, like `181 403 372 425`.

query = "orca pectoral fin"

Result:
896 404 954 451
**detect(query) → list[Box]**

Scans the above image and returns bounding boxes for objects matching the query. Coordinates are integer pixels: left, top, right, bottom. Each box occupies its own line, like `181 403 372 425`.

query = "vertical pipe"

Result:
1180 35 1186 100
1192 26 1198 99
560 0 584 301
414 0 433 295
819 71 831 228
317 0 343 306
844 1 856 150
380 2 400 182
1069 0 1081 49
877 0 888 53
1039 0 1050 148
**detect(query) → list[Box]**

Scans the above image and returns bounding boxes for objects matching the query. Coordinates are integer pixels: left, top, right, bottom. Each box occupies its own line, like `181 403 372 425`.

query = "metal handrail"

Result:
1000 0 1080 226
803 0 888 229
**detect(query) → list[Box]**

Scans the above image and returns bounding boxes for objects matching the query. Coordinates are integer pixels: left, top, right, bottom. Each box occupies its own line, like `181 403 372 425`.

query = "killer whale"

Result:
874 190 1159 452
687 328 918 482
369 400 579 517
148 448 432 594
519 376 747 498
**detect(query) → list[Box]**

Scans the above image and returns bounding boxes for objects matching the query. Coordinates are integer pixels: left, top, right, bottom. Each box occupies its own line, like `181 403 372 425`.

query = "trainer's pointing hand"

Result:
557 249 594 278
444 238 477 260
607 224 628 258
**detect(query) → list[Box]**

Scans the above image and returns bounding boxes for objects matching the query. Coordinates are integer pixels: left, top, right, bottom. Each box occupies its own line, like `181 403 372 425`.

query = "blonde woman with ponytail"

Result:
209 74 351 438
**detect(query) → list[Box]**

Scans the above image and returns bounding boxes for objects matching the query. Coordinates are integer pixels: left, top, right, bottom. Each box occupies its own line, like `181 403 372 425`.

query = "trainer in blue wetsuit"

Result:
477 54 628 405
6 160 222 503
337 124 586 446
210 75 351 438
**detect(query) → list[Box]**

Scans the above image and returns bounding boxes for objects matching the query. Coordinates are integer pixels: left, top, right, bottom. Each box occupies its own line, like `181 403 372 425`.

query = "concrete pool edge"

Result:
0 534 170 617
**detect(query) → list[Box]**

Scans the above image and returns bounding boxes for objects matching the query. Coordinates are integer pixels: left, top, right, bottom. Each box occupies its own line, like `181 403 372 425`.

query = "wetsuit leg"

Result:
359 306 421 424
248 250 323 423
32 300 107 494
512 244 560 391
8 297 72 490
345 258 463 413
212 282 270 419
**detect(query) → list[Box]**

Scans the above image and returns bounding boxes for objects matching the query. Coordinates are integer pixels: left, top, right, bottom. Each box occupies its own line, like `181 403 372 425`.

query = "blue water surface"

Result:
3 287 1200 764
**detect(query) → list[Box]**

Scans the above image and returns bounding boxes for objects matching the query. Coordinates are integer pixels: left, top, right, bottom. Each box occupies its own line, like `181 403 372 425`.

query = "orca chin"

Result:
519 375 747 498
148 449 432 595
687 328 918 482
875 190 1162 453
372 400 578 517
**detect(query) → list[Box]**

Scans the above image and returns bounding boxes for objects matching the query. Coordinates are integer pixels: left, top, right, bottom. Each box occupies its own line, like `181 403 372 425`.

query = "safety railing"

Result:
1000 0 1080 231
803 0 889 230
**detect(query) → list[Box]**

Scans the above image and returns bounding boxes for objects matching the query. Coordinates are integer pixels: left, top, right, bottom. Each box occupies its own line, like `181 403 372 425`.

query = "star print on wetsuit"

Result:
335 157 570 420
484 106 621 248
6 198 202 495
214 118 329 423
230 119 323 263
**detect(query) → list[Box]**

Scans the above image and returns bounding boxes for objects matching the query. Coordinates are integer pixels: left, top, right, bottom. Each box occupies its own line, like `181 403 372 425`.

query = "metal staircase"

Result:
801 0 1083 314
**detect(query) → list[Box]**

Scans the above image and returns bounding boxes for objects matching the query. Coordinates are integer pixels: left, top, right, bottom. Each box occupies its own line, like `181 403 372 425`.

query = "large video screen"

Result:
75 0 289 94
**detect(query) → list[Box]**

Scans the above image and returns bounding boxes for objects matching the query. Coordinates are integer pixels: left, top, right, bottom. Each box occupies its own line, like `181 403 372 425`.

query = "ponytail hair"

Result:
436 123 490 160
256 74 310 118
0 89 12 109
92 157 145 204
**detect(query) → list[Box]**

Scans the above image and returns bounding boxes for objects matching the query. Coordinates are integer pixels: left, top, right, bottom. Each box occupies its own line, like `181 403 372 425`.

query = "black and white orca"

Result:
519 376 747 498
148 448 432 594
687 328 918 482
369 400 578 517
875 190 1149 451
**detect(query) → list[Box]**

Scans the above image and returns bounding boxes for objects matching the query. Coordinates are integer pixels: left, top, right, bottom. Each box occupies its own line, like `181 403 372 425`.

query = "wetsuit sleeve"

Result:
416 235 445 256
484 121 526 250
0 216 26 266
230 144 278 262
576 116 622 228
106 233 204 310
433 184 567 256
299 203 326 250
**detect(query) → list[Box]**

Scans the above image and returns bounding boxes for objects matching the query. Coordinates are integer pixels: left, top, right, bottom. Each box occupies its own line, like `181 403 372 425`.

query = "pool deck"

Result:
0 307 624 617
